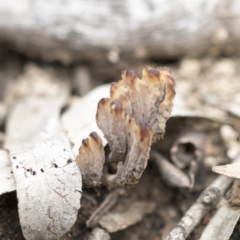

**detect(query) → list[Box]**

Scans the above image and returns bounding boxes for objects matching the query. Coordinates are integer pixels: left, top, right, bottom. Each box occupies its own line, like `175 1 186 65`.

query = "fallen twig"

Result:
166 168 236 239
199 198 240 240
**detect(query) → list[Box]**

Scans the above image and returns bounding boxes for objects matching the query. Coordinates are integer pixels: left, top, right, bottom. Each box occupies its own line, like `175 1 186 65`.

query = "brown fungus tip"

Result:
110 100 123 111
89 132 99 141
122 70 137 79
98 98 109 106
147 68 160 78
82 138 89 147
110 82 117 94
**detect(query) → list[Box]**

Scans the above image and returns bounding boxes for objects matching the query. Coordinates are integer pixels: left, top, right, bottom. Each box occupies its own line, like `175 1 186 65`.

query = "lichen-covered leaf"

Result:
4 96 82 240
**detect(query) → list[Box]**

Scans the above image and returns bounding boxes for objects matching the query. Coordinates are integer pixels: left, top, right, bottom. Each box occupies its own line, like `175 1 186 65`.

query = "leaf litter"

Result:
0 57 240 240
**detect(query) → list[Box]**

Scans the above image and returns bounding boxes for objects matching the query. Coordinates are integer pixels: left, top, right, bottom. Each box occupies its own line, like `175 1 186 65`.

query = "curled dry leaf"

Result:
78 66 175 189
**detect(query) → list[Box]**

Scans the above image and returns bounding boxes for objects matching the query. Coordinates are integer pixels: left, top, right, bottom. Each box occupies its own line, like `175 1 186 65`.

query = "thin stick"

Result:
199 198 240 240
166 174 233 240
166 155 240 240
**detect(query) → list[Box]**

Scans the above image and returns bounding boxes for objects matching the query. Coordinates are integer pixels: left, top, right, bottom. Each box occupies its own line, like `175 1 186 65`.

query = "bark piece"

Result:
0 149 16 195
99 201 155 233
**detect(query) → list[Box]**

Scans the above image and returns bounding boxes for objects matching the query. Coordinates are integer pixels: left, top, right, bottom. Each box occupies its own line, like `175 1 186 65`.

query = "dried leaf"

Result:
62 85 110 156
213 163 240 179
99 201 155 233
4 96 82 240
4 68 82 240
